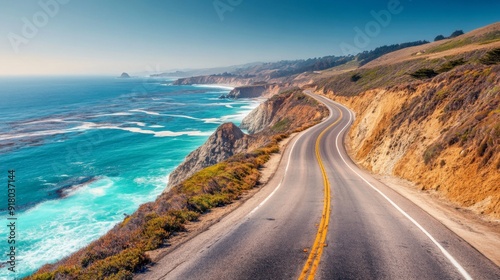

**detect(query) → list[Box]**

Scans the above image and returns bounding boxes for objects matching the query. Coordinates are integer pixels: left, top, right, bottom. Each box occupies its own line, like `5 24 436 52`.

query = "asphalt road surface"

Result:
137 92 500 280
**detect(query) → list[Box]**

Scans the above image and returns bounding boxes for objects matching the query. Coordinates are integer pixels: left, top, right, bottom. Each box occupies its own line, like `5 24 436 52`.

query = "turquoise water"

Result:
0 76 259 278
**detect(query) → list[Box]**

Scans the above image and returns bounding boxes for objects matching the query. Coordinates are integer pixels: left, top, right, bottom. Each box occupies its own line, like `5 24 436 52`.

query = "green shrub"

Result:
434 35 445 41
410 68 438 79
188 194 233 213
350 73 362 82
30 273 55 280
423 143 443 164
85 248 149 279
272 118 291 132
438 58 466 72
480 48 500 65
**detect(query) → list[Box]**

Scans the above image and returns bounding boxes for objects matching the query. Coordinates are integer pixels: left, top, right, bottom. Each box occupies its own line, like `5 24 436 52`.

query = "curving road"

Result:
137 92 500 280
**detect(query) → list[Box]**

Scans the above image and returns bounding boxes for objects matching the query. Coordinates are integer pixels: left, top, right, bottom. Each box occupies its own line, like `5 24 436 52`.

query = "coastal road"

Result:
137 92 500 280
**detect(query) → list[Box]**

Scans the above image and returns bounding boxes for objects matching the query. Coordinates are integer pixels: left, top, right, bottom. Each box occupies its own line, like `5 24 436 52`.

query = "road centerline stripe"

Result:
299 106 342 280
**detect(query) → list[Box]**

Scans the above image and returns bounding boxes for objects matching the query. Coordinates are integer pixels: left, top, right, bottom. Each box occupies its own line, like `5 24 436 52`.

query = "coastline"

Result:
10 80 261 279
28 85 300 275
29 87 327 279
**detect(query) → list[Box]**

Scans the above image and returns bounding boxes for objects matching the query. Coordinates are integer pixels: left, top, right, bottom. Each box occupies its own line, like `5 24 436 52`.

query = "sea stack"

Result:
119 72 131 78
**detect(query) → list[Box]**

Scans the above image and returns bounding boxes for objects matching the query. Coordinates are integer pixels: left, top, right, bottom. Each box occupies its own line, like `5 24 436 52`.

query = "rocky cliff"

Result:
167 123 253 187
321 64 500 219
167 90 327 188
240 91 325 134
224 84 283 99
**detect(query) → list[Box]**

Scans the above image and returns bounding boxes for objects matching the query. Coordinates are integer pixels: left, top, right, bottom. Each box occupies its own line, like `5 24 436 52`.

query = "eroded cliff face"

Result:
167 123 253 187
225 84 283 99
167 90 327 188
241 91 325 134
322 65 500 219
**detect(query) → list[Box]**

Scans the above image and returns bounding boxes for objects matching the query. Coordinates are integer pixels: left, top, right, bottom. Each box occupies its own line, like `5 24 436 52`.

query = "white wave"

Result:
91 112 133 117
225 104 233 108
85 179 113 197
0 120 209 140
21 118 65 125
125 121 146 127
192 84 234 90
202 118 223 124
153 130 212 137
93 125 211 137
163 114 200 120
149 125 164 128
129 109 161 116
0 129 72 140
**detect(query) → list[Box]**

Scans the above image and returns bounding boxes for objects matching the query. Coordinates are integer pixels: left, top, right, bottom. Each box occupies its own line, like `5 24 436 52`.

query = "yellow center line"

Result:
299 106 343 280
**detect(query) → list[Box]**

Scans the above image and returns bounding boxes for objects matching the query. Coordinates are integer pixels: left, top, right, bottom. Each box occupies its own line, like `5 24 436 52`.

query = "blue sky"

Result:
0 0 498 75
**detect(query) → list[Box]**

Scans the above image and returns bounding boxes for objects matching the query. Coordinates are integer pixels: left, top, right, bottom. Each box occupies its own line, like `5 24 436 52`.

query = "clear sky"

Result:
0 0 498 76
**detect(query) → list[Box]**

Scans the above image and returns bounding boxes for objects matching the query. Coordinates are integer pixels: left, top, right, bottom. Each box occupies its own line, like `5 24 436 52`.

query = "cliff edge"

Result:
241 91 324 134
168 123 252 187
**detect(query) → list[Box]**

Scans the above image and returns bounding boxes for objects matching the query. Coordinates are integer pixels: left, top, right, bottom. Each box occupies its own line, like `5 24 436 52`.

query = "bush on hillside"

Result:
433 30 464 42
480 48 500 65
350 73 362 82
438 58 466 72
410 68 438 79
450 30 464 38
434 35 446 41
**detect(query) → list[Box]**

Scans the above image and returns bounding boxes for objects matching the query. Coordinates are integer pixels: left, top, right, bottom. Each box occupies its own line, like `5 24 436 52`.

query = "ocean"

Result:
0 76 259 278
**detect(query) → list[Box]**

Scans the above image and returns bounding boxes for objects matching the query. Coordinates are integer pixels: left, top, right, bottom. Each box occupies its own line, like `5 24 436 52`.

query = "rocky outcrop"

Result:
224 84 283 99
240 99 279 134
241 91 325 134
119 72 130 78
167 123 253 187
226 85 267 98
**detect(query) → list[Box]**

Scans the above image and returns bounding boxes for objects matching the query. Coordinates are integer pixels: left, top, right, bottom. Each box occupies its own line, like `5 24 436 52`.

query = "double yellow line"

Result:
299 107 342 280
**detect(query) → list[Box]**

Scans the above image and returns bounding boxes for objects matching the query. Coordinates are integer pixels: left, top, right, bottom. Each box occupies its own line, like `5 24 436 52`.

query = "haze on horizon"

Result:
0 0 498 76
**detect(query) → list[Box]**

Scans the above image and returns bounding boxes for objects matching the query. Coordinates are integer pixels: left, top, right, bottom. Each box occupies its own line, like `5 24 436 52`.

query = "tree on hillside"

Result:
434 35 446 41
480 48 500 65
449 30 464 38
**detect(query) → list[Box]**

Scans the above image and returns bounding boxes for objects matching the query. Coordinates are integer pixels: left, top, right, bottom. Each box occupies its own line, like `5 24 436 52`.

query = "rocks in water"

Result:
119 72 131 78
